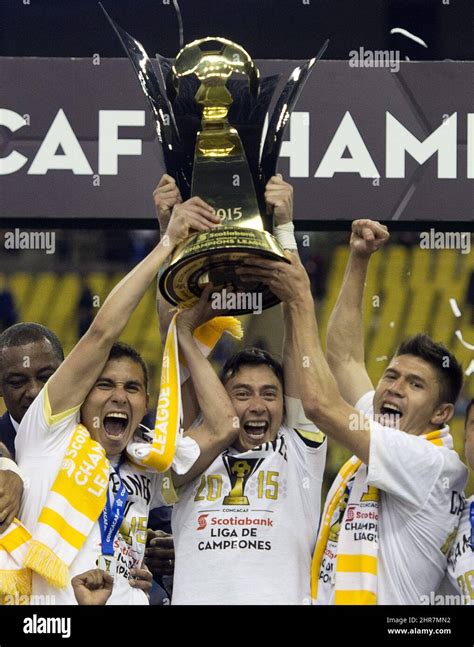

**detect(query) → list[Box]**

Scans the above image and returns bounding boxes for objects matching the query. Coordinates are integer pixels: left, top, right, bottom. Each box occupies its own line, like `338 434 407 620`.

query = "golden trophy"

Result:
103 7 328 313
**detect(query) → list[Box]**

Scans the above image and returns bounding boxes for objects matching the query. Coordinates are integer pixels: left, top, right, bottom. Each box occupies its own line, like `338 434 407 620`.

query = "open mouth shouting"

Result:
103 411 130 439
242 420 269 445
377 402 403 428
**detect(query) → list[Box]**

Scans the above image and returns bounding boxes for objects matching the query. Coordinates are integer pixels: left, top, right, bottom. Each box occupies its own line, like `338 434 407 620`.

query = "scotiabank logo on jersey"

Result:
343 486 379 543
197 515 274 531
195 513 274 552
193 454 283 552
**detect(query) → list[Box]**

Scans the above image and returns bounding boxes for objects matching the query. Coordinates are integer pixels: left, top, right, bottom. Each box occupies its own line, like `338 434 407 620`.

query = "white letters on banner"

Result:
0 109 145 176
279 112 310 177
98 110 145 175
385 112 457 179
314 111 379 178
28 109 93 175
0 109 29 174
0 108 471 178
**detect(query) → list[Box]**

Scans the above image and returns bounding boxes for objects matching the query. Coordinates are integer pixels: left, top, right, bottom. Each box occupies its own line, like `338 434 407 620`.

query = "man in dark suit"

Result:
0 323 64 458
0 323 63 531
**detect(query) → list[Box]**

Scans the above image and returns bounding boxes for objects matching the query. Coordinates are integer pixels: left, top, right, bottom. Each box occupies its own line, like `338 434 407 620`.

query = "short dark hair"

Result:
0 322 64 363
395 333 463 405
221 347 284 388
108 342 149 391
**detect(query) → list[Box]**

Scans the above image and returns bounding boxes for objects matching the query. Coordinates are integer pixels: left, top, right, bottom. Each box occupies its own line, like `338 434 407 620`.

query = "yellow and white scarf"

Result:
311 427 454 605
24 423 109 589
126 313 242 472
0 520 32 599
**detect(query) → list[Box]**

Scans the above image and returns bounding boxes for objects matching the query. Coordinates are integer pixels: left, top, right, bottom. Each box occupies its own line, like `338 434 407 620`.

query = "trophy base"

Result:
159 226 290 314
222 496 249 505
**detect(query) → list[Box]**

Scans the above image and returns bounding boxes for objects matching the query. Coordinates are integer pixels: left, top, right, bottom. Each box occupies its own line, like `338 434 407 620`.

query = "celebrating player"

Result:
14 202 238 604
239 219 468 604
152 174 327 605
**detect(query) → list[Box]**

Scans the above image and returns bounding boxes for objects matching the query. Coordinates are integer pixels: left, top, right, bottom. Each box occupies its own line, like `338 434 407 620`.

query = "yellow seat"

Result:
10 273 33 318
367 247 408 382
22 273 57 325
319 246 349 347
47 274 81 351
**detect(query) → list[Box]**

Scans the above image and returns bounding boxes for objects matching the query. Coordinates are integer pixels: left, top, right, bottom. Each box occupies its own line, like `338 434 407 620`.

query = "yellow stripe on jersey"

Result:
43 384 81 426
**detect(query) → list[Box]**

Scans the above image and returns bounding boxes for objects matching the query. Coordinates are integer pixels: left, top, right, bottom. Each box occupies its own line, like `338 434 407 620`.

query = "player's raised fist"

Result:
350 219 389 257
71 569 114 606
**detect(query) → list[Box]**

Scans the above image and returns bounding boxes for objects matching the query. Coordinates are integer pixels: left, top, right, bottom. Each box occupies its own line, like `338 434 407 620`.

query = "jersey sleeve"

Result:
286 426 327 481
15 383 81 459
284 395 322 435
367 420 446 512
354 390 375 416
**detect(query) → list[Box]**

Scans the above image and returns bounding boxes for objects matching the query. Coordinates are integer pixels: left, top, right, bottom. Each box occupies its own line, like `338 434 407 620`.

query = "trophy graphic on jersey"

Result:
222 456 263 505
102 4 328 313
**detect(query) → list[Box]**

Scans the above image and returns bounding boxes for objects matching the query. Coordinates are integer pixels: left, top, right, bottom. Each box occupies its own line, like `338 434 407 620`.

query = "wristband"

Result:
0 457 25 483
274 222 297 250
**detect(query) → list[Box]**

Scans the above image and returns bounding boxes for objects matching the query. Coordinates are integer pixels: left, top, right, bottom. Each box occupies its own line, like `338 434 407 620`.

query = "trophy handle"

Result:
100 3 193 195
259 38 330 186
100 4 181 152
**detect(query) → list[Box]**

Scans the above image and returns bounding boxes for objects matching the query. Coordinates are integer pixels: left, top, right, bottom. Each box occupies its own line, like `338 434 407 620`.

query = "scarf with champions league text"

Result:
0 314 242 596
311 427 454 605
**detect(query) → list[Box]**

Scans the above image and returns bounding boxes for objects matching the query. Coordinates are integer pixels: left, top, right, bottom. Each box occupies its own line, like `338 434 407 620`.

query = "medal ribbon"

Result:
99 462 129 556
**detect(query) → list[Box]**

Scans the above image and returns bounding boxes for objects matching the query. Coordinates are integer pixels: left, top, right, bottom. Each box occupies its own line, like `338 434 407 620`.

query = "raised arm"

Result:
47 207 211 416
237 254 371 464
172 287 239 487
264 175 301 399
154 174 183 341
326 219 389 405
153 175 220 429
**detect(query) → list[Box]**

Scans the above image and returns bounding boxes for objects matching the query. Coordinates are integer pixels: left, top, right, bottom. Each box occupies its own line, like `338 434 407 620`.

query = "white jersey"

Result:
171 426 326 605
16 387 171 605
317 392 468 605
443 495 474 605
